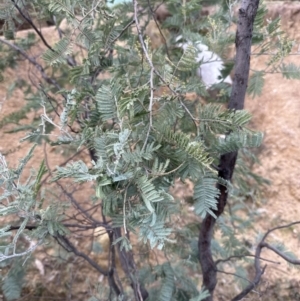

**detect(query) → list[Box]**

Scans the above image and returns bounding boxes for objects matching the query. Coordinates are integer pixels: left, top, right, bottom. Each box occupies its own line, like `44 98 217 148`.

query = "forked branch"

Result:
232 221 300 301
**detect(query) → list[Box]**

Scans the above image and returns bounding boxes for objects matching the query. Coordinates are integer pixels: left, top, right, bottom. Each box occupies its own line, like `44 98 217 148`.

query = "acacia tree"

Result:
1 0 300 300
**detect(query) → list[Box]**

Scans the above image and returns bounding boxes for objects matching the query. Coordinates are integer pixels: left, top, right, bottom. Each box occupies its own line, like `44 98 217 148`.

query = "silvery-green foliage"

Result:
1 260 26 301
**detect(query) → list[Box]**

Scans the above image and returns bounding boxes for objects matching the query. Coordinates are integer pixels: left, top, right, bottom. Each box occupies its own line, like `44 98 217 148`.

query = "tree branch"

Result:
198 1 260 300
232 221 300 300
55 233 109 276
262 242 300 265
11 0 77 68
0 38 62 90
115 228 148 301
55 181 109 228
215 254 280 266
260 220 300 242
146 0 171 59
11 0 55 52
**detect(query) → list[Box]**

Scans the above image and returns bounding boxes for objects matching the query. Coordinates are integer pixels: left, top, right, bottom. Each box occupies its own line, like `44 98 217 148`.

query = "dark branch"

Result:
231 265 267 301
262 242 300 265
198 1 260 300
7 223 108 232
11 0 55 52
260 220 300 243
216 269 258 286
230 244 265 301
55 181 109 228
232 220 300 301
8 225 37 231
215 254 280 266
0 38 61 90
115 228 149 301
228 1 259 110
146 0 171 59
107 230 124 298
11 0 76 68
55 233 109 276
111 19 135 45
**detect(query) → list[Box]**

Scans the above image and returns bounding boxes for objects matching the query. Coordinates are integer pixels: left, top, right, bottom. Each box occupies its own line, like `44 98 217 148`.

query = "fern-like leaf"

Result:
212 131 263 154
2 261 25 301
194 176 219 218
247 71 264 98
175 44 197 72
189 289 210 301
137 176 164 213
96 84 118 121
280 63 300 80
158 263 175 301
42 37 73 65
159 128 213 172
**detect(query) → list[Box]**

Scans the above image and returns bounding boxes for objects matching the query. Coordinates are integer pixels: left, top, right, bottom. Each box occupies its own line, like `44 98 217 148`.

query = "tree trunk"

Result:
198 1 260 300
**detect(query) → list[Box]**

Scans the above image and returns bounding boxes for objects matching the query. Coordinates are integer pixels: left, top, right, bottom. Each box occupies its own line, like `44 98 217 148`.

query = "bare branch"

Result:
107 230 125 298
0 239 43 262
55 181 108 227
0 38 62 90
111 19 135 45
133 0 155 152
260 220 300 243
231 265 267 301
216 269 259 286
146 0 171 59
11 0 77 67
133 0 198 131
232 220 300 301
215 254 280 266
262 242 300 265
115 228 148 301
55 233 109 276
11 0 54 52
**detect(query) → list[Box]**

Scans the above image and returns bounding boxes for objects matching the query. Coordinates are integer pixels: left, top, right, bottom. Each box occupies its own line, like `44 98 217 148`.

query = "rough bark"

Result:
198 1 260 300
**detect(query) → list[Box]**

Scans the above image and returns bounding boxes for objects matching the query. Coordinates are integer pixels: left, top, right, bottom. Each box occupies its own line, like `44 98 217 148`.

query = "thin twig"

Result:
260 220 300 243
142 68 154 150
216 269 258 286
133 0 198 126
146 0 171 59
55 233 109 276
232 220 300 301
0 38 62 90
0 239 43 262
11 0 55 52
123 187 128 234
55 181 104 226
40 147 85 185
133 0 155 152
215 254 280 266
111 19 135 45
262 242 300 265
